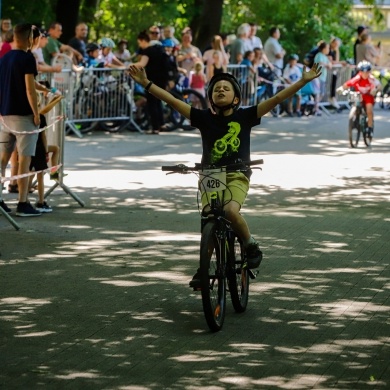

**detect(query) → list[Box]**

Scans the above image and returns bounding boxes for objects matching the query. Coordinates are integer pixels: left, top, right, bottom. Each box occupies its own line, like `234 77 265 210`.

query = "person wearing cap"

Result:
283 54 302 117
42 22 84 65
68 22 89 60
32 29 62 73
114 39 131 65
98 37 125 68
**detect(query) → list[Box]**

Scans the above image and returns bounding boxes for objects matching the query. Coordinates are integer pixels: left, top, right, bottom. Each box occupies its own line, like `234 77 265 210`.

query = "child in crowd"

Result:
240 50 256 104
189 61 207 108
85 42 101 68
313 41 332 116
282 54 302 117
206 50 226 80
28 115 55 212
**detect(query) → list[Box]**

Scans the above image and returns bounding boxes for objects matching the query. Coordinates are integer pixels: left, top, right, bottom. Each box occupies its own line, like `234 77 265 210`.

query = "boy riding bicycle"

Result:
337 61 381 136
128 62 321 287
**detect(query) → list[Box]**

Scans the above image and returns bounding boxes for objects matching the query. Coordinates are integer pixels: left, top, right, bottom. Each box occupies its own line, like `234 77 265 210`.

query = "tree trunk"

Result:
80 0 100 25
55 0 82 43
191 0 224 51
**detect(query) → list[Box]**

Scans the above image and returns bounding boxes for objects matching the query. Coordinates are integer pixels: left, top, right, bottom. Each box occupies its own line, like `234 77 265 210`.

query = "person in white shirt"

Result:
264 27 286 76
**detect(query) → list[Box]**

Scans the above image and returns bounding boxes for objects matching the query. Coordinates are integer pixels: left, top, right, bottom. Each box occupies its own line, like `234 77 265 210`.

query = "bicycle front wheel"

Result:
200 221 226 332
227 232 249 313
348 107 360 148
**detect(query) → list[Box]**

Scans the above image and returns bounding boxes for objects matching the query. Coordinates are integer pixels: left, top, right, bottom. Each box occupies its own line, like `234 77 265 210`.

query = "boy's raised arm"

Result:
128 65 191 119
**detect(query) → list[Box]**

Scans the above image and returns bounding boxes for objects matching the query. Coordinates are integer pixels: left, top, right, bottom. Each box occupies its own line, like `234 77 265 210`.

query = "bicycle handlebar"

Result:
161 159 264 173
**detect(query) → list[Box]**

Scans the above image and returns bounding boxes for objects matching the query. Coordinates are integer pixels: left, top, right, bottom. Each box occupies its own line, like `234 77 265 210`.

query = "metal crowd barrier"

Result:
40 56 142 138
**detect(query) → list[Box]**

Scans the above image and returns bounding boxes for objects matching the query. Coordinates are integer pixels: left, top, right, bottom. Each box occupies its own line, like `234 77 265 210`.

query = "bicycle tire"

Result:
200 221 226 332
363 118 373 147
348 106 360 148
100 92 131 133
227 231 249 313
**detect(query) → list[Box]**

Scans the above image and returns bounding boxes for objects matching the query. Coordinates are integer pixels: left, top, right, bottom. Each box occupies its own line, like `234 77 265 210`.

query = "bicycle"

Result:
162 159 263 332
344 89 373 148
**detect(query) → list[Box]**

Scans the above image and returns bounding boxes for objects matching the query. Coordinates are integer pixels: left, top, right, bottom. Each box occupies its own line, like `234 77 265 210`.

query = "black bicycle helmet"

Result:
86 42 99 53
357 60 372 72
207 72 242 113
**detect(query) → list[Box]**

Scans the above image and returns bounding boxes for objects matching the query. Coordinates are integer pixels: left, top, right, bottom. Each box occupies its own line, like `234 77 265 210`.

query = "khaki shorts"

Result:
0 115 38 156
200 171 250 210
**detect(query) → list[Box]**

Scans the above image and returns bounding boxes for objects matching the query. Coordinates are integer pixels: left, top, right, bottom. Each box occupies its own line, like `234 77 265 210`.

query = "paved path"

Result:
1 109 389 389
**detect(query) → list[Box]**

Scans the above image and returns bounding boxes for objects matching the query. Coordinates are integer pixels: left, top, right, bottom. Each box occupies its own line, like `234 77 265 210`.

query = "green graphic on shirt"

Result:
211 121 241 163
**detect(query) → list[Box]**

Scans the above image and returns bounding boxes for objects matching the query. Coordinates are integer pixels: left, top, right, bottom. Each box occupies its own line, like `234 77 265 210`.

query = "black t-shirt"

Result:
140 45 169 87
68 37 86 58
191 106 260 166
0 50 38 115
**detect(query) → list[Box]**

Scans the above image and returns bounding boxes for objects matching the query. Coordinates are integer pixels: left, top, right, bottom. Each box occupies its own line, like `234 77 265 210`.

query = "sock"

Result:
244 235 256 248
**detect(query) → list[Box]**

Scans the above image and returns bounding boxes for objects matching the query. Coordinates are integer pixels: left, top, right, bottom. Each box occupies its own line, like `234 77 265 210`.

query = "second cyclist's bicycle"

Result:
162 159 263 332
344 89 373 148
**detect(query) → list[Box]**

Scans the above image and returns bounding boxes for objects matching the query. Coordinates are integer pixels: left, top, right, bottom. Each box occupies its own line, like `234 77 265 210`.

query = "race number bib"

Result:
199 168 227 192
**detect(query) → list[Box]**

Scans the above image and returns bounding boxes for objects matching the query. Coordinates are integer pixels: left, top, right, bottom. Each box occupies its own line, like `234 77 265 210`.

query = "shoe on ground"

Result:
189 268 201 290
286 111 294 117
296 111 302 117
245 242 263 269
16 202 41 217
0 200 11 213
35 201 52 213
315 111 322 117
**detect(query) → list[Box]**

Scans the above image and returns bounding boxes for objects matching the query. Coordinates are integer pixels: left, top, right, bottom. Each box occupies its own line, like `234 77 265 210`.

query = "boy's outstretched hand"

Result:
128 65 147 86
302 63 322 82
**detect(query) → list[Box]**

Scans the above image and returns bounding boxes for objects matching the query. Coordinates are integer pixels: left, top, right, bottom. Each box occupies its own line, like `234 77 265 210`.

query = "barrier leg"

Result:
0 205 21 230
65 120 83 138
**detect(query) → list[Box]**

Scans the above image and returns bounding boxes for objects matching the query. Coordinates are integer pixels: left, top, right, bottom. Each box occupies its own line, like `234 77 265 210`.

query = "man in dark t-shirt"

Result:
132 31 170 133
68 22 88 60
0 23 42 216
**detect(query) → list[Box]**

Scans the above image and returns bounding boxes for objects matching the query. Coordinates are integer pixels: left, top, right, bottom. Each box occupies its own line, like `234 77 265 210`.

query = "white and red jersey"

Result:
345 73 380 104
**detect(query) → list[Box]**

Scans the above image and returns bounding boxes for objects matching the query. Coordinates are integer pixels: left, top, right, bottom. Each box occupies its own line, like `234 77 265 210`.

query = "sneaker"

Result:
245 242 263 269
16 202 42 217
35 201 53 213
189 268 201 290
296 111 302 117
0 200 11 213
286 111 294 117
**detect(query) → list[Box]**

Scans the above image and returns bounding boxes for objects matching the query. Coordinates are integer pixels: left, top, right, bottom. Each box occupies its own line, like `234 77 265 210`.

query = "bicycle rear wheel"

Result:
227 232 249 313
348 107 360 148
200 221 226 332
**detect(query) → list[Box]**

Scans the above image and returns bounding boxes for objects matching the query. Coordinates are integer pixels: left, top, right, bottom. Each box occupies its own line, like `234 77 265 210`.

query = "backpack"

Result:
303 46 319 68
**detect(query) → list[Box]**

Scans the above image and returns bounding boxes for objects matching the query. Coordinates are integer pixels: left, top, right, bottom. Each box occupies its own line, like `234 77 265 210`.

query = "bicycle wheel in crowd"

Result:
180 89 207 130
199 221 226 332
227 231 249 313
100 91 131 133
348 107 360 148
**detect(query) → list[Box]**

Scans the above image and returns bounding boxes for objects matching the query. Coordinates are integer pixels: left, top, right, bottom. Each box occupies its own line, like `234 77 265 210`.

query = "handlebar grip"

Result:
248 159 264 166
162 166 183 172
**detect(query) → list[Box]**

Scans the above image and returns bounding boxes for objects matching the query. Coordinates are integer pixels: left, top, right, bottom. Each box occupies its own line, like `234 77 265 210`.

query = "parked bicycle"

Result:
343 89 373 148
162 159 263 332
